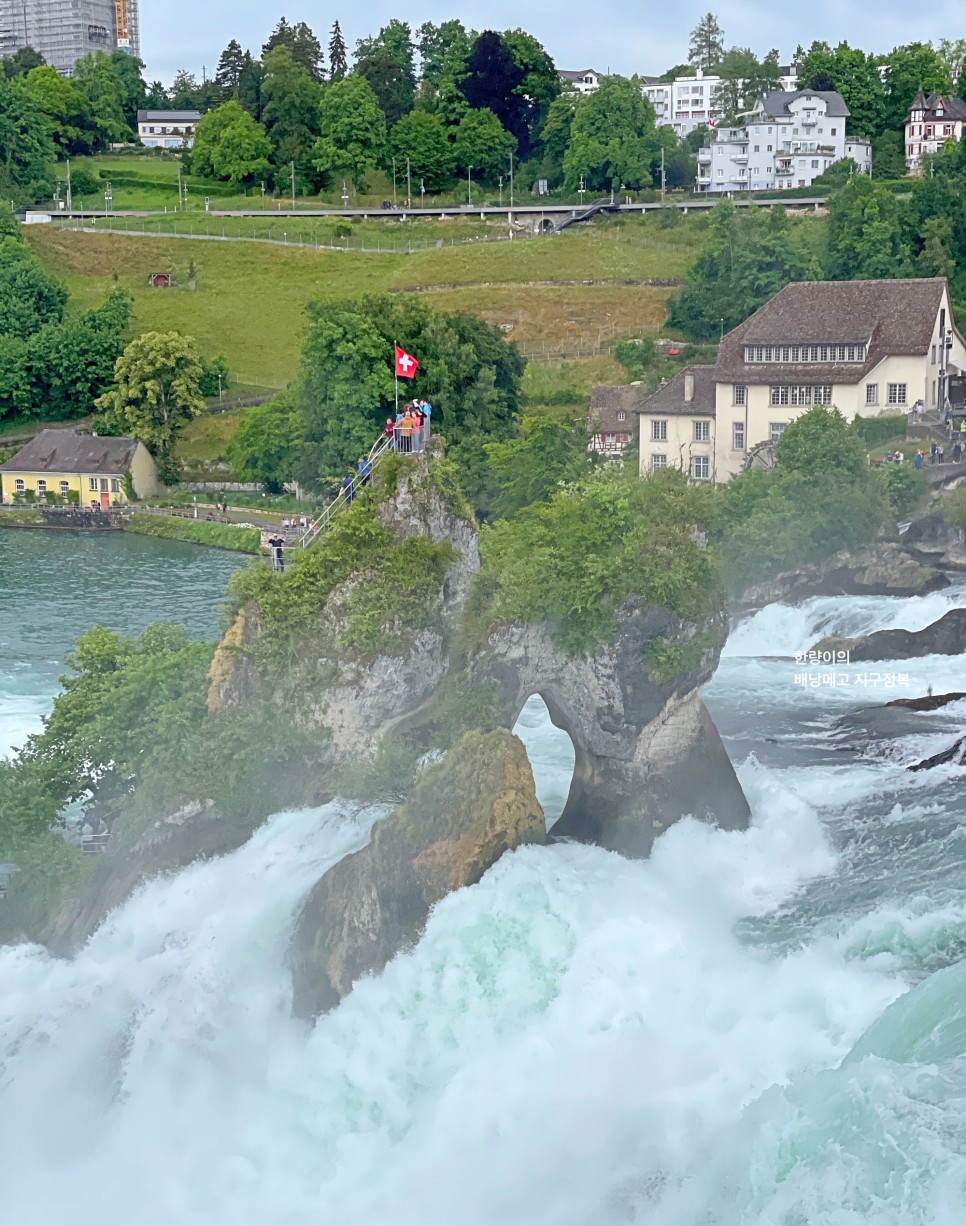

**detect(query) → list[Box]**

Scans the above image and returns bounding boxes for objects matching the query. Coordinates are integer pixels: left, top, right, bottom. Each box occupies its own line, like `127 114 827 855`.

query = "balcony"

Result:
775 166 794 176
801 113 817 127
698 147 712 161
731 153 749 164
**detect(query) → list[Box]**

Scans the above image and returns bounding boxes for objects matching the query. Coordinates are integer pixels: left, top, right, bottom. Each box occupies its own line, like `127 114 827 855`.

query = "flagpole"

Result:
394 341 399 415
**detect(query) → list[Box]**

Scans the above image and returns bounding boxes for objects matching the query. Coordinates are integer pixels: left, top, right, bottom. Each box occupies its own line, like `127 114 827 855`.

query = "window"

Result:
767 144 772 151
651 420 667 442
814 386 833 405
769 422 788 441
36 479 46 495
691 456 710 480
14 479 24 492
111 478 120 493
99 478 108 492
865 383 878 405
831 127 837 136
60 480 69 496
734 383 746 405
732 421 745 450
811 159 819 169
651 454 667 471
932 344 937 364
89 477 98 491
617 410 626 422
770 386 789 405
887 383 907 405
933 380 937 404
754 144 760 152
693 420 711 442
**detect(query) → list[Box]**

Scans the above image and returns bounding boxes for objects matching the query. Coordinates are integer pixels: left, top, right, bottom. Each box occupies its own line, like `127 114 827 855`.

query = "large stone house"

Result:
697 90 871 194
905 88 966 173
621 277 966 483
0 430 159 507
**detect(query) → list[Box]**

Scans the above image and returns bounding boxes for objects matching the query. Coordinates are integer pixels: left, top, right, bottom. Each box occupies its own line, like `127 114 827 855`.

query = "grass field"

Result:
28 213 707 387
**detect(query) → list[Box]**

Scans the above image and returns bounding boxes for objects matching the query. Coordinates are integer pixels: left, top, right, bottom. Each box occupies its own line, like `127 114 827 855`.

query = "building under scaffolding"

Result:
0 0 140 76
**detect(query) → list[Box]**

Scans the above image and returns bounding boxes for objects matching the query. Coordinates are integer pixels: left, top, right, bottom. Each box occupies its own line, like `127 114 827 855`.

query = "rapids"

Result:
2 538 966 1223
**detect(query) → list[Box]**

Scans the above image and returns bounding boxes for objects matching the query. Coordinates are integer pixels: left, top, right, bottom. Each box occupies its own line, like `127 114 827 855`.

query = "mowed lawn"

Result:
27 216 702 388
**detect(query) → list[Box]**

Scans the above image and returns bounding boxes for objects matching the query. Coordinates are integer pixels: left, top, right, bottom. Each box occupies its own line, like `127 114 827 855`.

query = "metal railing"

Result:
295 431 401 551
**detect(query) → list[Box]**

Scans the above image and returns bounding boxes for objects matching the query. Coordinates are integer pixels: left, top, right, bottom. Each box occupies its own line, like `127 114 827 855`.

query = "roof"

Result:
589 385 643 432
756 89 849 119
908 92 966 122
136 109 200 122
714 279 948 384
635 366 717 416
0 430 143 475
559 69 600 80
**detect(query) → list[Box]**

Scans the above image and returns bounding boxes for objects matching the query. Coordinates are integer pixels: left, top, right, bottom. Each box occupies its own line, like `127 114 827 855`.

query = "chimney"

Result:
684 371 695 403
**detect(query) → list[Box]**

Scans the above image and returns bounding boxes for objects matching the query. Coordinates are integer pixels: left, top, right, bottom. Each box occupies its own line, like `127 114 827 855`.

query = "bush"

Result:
614 337 656 381
852 414 907 447
880 464 926 517
198 355 230 398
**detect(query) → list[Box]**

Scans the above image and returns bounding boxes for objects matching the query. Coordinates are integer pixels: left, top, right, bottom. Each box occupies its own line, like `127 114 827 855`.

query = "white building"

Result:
633 278 966 483
642 65 798 137
559 69 602 96
0 0 139 75
136 110 200 149
905 88 966 173
696 90 870 193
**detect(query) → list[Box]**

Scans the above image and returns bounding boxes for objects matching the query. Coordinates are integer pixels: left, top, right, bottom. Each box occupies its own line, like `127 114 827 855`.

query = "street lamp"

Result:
509 151 514 208
392 156 397 207
467 166 472 207
498 174 503 207
420 178 425 208
578 175 585 207
406 156 411 208
341 179 349 209
104 180 113 212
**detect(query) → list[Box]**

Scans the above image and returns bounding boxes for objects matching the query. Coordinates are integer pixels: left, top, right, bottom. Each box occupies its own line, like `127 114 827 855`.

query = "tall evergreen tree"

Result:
263 17 324 82
355 20 416 124
236 52 263 119
215 39 247 95
328 21 347 80
688 13 725 72
260 46 322 183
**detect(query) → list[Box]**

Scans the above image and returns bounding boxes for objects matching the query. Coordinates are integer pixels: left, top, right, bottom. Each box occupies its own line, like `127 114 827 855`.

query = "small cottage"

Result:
0 430 159 508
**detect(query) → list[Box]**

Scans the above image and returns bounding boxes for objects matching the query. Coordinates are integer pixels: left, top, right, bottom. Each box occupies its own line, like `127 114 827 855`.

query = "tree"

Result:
168 68 200 110
776 406 867 479
459 31 527 151
2 46 45 78
917 215 957 280
881 43 951 135
452 108 515 182
95 332 206 482
72 52 131 144
501 28 560 158
811 157 860 189
796 41 884 140
20 66 84 154
187 100 271 185
355 20 416 124
563 75 660 191
540 90 580 179
388 111 453 190
227 388 301 491
215 39 247 95
236 53 263 119
328 21 347 81
0 234 67 339
669 203 814 338
260 47 323 183
712 49 780 125
417 19 470 89
660 64 695 83
484 416 589 519
871 129 906 179
936 38 966 82
108 49 146 130
263 18 324 82
312 75 386 188
0 77 55 203
688 13 724 72
825 176 910 280
144 80 168 108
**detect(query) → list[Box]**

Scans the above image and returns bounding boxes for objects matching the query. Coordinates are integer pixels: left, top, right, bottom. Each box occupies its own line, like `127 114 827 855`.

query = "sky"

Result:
139 0 964 84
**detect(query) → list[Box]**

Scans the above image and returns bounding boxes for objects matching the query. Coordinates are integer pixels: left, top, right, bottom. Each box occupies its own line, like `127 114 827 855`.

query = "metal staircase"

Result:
552 196 620 233
295 433 395 552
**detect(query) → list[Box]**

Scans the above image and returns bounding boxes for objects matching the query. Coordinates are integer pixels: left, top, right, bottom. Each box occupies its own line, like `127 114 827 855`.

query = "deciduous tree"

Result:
260 47 322 184
355 20 416 124
0 77 54 202
452 107 515 182
825 175 910 280
459 31 527 150
388 110 453 190
187 100 271 185
312 74 386 187
95 331 206 482
881 43 951 135
563 75 660 191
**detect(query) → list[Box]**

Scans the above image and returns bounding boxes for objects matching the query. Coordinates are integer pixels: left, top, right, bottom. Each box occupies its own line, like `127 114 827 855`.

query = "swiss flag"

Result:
395 345 418 379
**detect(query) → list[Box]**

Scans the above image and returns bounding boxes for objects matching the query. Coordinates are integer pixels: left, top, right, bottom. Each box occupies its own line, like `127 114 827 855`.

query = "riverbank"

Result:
125 513 261 553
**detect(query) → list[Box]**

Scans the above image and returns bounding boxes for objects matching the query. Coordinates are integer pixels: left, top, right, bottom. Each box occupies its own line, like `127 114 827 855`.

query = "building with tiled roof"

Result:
625 278 966 483
588 385 640 456
0 429 159 506
905 88 966 173
558 68 601 96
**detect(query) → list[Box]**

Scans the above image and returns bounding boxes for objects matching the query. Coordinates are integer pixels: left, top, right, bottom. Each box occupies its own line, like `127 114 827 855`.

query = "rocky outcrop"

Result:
290 729 545 1018
813 609 966 663
471 603 750 858
909 736 966 772
886 691 966 712
732 543 949 612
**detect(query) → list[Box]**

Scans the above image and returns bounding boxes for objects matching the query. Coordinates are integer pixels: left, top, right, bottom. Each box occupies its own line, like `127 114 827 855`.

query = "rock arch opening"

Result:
511 694 576 829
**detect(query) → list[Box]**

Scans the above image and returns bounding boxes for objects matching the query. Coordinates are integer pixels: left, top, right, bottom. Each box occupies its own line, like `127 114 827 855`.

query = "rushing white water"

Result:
2 577 966 1223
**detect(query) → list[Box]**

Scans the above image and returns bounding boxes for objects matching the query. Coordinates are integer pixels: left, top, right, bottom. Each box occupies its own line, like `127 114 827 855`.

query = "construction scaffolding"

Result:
0 0 139 74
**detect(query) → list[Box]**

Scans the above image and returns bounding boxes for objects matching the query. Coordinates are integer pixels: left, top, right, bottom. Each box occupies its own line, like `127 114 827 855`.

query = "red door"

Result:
100 491 110 509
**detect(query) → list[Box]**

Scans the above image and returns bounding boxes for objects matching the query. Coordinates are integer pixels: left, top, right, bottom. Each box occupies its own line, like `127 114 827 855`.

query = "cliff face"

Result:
291 729 545 1018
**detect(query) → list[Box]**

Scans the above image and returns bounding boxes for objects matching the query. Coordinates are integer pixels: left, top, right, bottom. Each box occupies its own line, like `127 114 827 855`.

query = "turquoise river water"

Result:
2 530 966 1224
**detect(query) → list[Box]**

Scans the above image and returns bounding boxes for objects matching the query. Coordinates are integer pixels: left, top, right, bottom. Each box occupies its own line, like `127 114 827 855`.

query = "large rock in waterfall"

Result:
812 609 966 663
290 729 545 1018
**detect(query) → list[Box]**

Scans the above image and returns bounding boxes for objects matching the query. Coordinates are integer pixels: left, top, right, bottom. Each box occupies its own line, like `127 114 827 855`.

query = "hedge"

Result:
852 414 907 447
125 513 261 553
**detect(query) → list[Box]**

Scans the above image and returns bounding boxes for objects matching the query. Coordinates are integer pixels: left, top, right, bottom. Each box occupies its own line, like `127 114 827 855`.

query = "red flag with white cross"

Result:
395 345 419 379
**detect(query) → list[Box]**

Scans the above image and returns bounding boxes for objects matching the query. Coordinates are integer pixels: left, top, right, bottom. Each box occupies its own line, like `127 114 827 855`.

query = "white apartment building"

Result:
696 90 870 193
642 65 798 137
905 88 966 173
559 69 602 96
136 110 200 149
633 279 966 483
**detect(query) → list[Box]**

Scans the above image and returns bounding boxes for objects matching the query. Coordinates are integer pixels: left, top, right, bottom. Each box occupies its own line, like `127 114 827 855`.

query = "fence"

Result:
518 324 661 363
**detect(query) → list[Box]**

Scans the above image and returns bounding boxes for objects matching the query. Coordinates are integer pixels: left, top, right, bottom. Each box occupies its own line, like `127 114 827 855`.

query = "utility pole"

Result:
177 165 182 210
579 175 585 207
290 161 296 208
467 166 472 207
341 179 349 208
66 157 72 211
498 174 503 206
661 148 666 203
406 157 411 208
104 180 113 212
392 157 397 207
509 151 514 207
420 178 425 208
